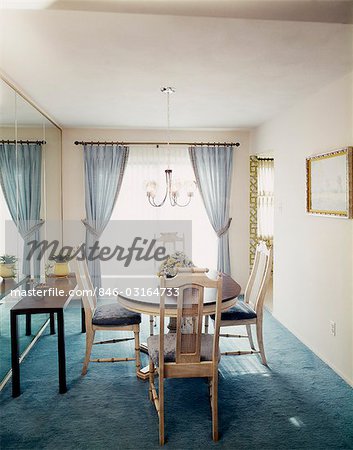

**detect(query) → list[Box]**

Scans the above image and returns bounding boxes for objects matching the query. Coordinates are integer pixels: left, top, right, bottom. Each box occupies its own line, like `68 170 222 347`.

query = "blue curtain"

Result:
83 144 129 290
189 145 234 274
0 143 43 277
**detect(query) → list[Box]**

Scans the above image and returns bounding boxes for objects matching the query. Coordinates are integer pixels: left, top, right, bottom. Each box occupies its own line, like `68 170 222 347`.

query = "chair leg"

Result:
148 358 154 401
211 373 219 441
246 324 256 350
204 315 209 334
149 315 154 336
256 320 267 366
208 377 213 411
134 326 141 376
82 329 95 376
159 374 165 445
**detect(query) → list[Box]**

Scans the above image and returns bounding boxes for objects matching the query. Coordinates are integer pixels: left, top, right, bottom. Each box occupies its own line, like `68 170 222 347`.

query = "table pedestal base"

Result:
136 366 151 380
136 342 151 380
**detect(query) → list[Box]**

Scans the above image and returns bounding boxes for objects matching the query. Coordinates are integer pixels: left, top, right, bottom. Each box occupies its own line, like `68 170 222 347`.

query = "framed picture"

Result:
306 147 353 218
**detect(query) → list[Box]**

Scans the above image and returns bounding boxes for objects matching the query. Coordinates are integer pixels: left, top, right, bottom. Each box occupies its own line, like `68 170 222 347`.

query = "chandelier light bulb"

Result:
145 180 157 198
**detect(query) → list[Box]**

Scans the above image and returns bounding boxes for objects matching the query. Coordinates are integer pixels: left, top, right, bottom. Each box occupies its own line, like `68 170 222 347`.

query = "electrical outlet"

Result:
330 321 336 336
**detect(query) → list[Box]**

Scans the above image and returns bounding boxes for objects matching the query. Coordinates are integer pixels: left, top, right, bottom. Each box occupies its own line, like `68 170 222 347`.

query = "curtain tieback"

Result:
82 219 101 238
216 218 232 238
23 219 45 240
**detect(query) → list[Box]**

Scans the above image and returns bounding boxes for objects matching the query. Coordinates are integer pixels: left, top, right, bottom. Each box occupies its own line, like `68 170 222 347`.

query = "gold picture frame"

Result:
306 147 353 218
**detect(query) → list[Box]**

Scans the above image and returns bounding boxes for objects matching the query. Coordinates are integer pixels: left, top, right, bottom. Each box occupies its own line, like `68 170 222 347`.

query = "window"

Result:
257 158 274 241
111 146 217 269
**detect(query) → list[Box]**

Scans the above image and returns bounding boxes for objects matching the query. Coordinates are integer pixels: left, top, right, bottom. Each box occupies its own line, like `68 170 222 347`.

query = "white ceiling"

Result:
0 6 352 128
4 0 353 24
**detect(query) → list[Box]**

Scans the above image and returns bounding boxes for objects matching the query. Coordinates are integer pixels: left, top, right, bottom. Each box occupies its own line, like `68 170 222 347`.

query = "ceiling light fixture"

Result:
146 87 196 207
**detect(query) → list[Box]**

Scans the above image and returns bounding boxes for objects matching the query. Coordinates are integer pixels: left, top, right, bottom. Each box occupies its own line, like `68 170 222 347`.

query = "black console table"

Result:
10 275 78 397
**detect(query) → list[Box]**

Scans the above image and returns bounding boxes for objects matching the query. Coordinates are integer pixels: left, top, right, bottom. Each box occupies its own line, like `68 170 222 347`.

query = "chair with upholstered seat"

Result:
147 268 223 445
72 257 141 376
211 241 272 365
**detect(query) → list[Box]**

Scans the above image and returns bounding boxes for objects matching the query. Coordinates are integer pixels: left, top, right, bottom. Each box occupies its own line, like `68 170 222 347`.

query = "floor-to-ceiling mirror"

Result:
0 77 62 387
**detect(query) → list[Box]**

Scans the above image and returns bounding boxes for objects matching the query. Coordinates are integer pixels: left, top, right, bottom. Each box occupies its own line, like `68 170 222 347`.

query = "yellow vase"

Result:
0 263 15 278
53 262 69 277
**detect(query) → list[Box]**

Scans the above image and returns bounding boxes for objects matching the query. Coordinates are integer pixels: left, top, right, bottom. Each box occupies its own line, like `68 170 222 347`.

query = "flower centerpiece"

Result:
0 254 18 279
157 251 194 278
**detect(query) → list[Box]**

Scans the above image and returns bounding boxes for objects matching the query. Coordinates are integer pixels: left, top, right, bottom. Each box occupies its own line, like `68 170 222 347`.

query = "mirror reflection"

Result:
0 78 62 385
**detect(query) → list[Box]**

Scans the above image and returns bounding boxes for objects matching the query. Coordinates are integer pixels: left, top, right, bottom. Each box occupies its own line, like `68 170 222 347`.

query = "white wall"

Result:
252 71 353 385
62 128 250 288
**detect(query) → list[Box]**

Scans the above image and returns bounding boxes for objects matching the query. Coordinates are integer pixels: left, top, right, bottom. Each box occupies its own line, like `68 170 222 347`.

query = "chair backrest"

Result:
156 232 185 253
71 256 97 323
159 268 223 368
244 241 272 315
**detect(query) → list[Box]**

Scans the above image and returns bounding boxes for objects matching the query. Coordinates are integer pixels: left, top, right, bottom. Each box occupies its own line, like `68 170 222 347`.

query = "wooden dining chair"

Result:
211 241 272 365
147 268 223 445
71 256 141 376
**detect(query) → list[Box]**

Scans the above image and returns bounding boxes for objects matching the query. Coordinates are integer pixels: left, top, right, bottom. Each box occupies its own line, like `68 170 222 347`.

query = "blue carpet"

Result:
1 304 353 449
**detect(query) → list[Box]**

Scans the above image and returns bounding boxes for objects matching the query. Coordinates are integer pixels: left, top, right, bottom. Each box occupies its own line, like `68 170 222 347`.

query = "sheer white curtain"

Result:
111 146 217 269
257 159 274 240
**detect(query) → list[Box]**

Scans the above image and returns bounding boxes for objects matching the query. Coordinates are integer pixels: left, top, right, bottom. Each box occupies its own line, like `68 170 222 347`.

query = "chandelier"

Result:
146 87 196 207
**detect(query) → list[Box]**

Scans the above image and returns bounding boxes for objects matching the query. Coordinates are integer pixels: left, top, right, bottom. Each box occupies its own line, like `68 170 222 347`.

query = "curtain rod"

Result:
0 140 46 145
257 157 274 161
74 140 240 147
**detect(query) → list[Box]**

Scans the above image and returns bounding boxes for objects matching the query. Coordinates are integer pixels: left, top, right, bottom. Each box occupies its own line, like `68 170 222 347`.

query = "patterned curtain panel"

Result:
0 142 43 277
189 145 234 274
83 144 129 290
257 159 274 240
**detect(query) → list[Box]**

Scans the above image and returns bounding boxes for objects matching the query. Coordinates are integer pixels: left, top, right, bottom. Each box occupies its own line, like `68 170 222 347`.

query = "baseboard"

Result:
271 311 353 388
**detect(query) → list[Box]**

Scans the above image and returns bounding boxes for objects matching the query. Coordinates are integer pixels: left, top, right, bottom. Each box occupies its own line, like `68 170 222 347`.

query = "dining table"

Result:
117 271 241 379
